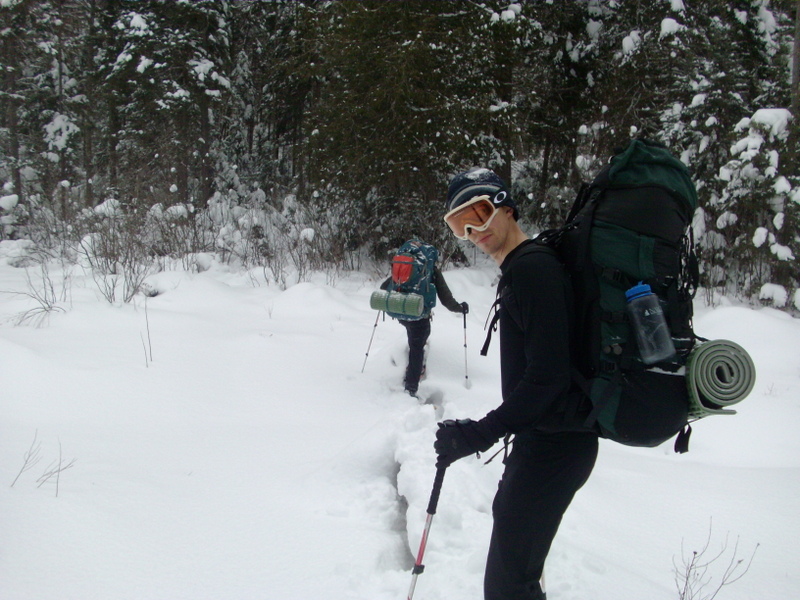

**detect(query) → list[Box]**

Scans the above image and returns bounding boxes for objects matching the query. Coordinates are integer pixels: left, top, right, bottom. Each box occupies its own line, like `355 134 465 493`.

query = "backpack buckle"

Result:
599 359 618 374
597 265 632 289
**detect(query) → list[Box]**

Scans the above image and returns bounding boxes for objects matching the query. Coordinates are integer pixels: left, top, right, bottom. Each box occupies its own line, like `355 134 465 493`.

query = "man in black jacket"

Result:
435 168 598 600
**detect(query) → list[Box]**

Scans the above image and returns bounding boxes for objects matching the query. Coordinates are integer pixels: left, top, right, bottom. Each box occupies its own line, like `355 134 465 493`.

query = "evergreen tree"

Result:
511 0 611 229
219 0 314 204
0 0 88 221
96 0 231 208
709 109 797 305
663 1 796 300
1 0 797 307
0 0 33 208
302 0 516 258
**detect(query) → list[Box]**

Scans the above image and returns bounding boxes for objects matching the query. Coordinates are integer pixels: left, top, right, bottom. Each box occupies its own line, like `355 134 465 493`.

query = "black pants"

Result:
484 431 598 600
400 317 430 393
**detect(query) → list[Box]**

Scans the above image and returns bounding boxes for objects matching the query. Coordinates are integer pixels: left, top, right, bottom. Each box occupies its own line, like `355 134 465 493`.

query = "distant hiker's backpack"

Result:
494 139 702 451
386 240 438 321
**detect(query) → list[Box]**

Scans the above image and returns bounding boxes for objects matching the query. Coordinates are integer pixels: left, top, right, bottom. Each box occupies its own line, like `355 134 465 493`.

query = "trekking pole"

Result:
462 311 471 389
362 311 381 373
407 466 447 600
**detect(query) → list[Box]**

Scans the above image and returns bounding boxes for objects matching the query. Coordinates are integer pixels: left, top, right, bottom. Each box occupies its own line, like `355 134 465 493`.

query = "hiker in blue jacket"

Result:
380 241 468 397
435 168 598 600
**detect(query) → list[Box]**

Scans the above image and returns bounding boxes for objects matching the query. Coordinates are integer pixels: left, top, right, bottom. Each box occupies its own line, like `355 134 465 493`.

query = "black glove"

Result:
460 302 469 315
434 414 505 468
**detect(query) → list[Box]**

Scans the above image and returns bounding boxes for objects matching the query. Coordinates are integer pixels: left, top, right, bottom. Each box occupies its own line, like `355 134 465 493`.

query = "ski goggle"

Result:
443 195 498 239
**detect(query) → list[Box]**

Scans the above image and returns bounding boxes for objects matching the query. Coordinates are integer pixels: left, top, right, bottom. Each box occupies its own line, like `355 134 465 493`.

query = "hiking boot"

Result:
403 374 419 397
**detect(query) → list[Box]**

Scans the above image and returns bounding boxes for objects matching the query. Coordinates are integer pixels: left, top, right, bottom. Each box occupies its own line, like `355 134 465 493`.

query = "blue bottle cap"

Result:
625 282 652 302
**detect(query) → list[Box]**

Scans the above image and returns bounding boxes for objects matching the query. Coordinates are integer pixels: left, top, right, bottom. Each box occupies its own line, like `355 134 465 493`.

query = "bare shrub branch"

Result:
77 211 153 303
10 430 42 488
674 519 759 600
0 257 69 327
36 440 76 497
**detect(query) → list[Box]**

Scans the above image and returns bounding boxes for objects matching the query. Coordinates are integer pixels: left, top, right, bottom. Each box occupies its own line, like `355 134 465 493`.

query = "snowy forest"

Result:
1 0 799 310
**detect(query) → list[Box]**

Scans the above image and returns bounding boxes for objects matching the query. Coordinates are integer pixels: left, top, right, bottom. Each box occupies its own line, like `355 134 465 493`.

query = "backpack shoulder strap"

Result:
480 240 555 356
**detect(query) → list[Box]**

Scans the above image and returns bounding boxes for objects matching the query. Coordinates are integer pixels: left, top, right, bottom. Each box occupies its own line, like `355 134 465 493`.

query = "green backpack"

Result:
386 240 438 321
489 139 701 451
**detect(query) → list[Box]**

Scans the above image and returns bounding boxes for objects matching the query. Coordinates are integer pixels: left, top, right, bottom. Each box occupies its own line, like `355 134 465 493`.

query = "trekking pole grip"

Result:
426 466 447 515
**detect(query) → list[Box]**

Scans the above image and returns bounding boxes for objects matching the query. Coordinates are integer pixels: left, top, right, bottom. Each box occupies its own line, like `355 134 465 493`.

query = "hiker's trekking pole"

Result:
407 466 446 600
362 311 381 373
462 311 471 389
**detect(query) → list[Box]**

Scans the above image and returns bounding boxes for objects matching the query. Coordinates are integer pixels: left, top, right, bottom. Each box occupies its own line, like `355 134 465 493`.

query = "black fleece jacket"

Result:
485 240 583 434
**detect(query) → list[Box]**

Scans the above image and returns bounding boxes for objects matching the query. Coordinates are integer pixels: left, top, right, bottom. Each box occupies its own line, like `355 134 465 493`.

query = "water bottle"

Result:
625 282 676 365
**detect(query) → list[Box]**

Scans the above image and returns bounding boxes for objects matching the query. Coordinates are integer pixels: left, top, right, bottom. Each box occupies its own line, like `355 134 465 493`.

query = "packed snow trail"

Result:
1 249 798 599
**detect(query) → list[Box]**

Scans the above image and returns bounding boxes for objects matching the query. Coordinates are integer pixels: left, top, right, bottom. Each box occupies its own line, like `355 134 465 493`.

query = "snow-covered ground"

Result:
1 245 798 600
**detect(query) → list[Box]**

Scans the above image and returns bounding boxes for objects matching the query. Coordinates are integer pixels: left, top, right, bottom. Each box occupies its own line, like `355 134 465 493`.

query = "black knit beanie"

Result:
445 168 518 220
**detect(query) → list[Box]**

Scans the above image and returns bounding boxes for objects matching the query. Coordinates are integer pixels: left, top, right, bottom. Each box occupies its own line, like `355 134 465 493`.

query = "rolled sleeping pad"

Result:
686 339 756 419
370 290 424 318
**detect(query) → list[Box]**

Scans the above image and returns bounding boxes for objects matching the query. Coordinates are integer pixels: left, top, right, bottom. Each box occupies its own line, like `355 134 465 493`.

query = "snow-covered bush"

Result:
73 198 155 303
0 192 21 239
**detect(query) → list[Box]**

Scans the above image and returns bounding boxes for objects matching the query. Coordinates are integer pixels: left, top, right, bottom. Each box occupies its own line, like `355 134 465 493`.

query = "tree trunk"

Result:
198 93 213 205
108 100 120 193
5 67 22 203
793 0 800 119
492 23 514 186
82 0 98 208
84 124 94 208
787 0 800 169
